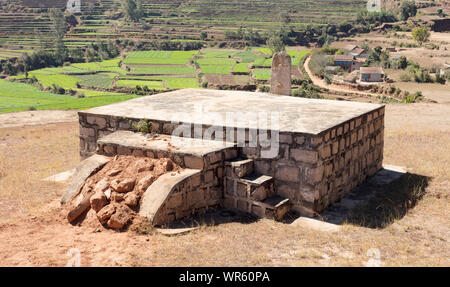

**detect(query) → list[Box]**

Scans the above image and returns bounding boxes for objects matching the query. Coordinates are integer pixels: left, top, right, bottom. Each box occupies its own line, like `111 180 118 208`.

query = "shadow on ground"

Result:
153 167 430 234
345 173 430 228
318 166 431 229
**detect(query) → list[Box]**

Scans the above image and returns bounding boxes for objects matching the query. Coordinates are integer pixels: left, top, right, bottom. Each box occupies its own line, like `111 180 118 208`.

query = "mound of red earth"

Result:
66 155 182 229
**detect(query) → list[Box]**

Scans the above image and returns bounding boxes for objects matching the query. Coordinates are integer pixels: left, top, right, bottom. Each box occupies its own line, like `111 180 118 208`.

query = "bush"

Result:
404 91 423 103
435 74 446 85
309 51 332 77
132 120 151 133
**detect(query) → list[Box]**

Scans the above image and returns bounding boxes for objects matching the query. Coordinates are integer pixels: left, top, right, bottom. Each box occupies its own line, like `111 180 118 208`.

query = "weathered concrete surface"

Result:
270 52 291 96
98 130 235 158
156 227 198 236
60 154 110 204
139 169 200 225
42 169 75 183
81 88 383 135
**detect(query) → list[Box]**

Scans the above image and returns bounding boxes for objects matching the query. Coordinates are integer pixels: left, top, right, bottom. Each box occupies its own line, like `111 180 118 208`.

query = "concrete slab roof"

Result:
82 89 384 135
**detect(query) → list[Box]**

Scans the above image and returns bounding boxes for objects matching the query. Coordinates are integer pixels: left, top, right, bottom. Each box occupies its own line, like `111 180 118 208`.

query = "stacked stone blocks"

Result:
79 104 384 217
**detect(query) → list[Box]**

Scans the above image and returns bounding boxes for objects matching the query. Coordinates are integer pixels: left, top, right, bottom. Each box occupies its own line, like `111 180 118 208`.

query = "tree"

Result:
267 32 285 54
200 31 207 40
412 27 430 44
400 1 417 21
121 0 143 22
49 9 68 64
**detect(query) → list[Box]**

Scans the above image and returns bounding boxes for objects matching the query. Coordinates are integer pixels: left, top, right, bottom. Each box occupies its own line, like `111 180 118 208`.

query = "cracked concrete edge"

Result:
42 169 76 183
60 154 111 205
155 227 198 236
291 217 342 233
139 168 201 225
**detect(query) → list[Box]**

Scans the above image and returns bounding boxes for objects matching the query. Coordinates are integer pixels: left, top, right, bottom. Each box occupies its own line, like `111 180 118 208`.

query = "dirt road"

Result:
304 56 379 98
0 110 78 129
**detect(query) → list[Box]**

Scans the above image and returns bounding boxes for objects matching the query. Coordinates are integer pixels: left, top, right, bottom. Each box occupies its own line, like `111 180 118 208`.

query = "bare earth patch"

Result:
0 110 78 129
0 103 449 266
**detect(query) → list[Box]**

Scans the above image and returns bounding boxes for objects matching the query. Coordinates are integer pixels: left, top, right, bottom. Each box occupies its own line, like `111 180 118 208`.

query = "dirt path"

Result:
0 110 78 129
304 56 380 98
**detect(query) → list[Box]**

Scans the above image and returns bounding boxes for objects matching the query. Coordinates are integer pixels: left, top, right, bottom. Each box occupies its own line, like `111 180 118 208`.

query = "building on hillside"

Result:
359 67 385 83
349 48 367 58
343 44 366 58
440 63 450 76
343 44 358 52
334 55 355 71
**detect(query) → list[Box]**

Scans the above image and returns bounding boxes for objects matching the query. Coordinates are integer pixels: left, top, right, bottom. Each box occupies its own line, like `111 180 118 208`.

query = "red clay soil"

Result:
64 156 182 230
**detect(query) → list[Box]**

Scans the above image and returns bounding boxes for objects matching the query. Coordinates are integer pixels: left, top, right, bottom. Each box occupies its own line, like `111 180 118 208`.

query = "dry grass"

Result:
0 122 79 223
0 103 448 266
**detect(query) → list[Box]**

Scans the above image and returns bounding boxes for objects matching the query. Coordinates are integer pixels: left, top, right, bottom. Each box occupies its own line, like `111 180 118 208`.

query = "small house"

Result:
359 67 385 83
440 63 450 76
343 44 366 58
343 44 358 52
350 48 366 58
334 55 355 71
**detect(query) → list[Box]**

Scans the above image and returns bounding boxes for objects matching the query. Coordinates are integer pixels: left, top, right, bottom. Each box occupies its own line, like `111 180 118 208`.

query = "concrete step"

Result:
240 174 274 201
225 158 254 178
252 196 290 221
96 130 237 170
224 173 274 202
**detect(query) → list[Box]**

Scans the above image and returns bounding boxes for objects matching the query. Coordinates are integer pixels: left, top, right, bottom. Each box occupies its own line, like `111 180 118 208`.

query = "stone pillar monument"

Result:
270 51 291 96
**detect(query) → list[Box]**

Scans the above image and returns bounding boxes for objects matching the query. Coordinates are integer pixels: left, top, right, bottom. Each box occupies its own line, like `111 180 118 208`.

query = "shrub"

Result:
132 120 151 133
435 74 446 84
405 91 423 103
309 52 331 77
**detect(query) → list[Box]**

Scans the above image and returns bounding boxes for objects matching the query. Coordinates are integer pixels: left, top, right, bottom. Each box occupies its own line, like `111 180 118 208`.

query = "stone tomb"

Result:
75 88 384 221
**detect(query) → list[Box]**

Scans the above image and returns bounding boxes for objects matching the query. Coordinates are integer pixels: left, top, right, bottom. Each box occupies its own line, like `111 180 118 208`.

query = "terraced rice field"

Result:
115 79 166 89
0 0 366 58
129 65 196 75
0 79 138 113
253 69 271 81
73 73 118 89
1 46 309 113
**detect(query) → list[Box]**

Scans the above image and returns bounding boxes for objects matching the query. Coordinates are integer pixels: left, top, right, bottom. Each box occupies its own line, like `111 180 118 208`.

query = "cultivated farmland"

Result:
1 46 309 112
0 79 137 113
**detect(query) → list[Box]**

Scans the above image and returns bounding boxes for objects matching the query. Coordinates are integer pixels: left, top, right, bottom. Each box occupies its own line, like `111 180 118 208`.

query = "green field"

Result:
115 79 166 89
162 78 199 89
253 69 271 81
129 65 196 75
31 73 79 90
0 80 138 113
233 63 250 73
124 51 198 65
200 64 234 75
0 47 311 114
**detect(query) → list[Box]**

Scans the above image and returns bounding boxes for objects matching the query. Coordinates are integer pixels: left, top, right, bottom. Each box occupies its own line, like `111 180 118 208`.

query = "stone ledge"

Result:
139 169 201 225
60 154 110 204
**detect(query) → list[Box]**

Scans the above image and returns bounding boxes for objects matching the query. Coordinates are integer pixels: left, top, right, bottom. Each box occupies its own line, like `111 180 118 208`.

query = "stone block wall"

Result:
79 105 384 217
153 176 223 226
